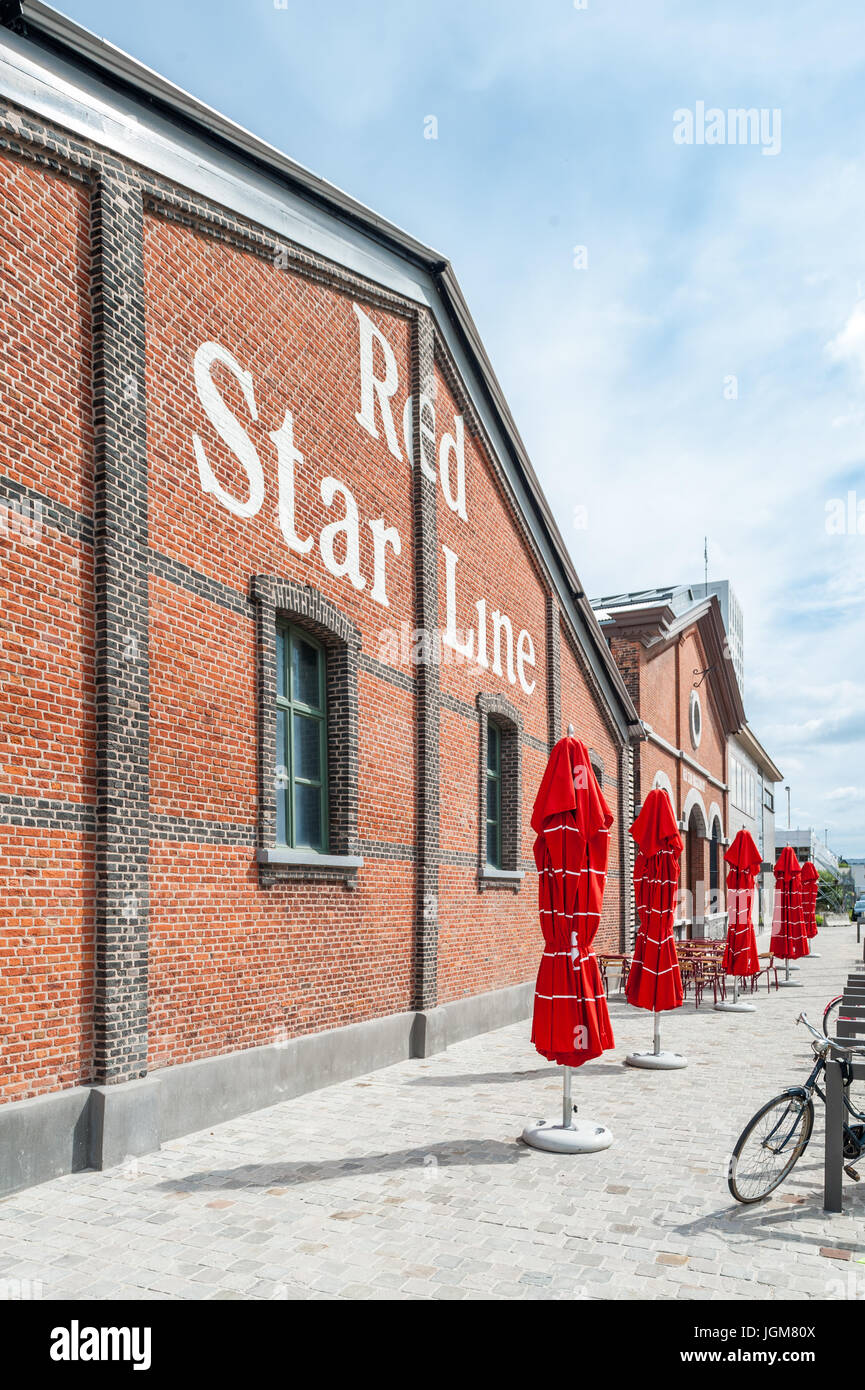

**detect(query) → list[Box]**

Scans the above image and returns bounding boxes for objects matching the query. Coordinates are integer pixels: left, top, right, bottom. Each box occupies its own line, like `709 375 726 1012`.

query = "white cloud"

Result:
826 301 865 382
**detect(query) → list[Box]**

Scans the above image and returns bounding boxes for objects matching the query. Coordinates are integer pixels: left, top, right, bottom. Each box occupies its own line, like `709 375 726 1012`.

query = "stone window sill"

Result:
478 866 525 892
256 847 363 888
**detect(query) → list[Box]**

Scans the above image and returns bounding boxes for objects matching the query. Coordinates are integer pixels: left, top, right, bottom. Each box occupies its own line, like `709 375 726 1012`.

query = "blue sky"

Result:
56 0 865 855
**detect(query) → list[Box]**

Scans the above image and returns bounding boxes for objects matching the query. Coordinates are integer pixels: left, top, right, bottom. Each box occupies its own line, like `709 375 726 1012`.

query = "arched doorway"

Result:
708 817 723 921
685 802 707 939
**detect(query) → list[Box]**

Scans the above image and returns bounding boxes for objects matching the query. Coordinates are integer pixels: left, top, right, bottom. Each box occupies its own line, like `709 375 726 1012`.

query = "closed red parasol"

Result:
722 829 762 976
625 788 684 1012
771 846 809 986
624 787 687 1069
716 827 762 1014
529 735 615 1068
800 861 819 940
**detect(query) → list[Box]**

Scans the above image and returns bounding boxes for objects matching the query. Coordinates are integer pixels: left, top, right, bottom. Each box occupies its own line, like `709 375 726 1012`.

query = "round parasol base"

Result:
521 1119 613 1153
806 951 822 957
625 1050 687 1070
714 999 756 1013
777 978 804 988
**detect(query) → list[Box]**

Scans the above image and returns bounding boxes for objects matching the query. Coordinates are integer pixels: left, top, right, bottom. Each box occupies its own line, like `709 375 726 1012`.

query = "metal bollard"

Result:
824 1058 844 1213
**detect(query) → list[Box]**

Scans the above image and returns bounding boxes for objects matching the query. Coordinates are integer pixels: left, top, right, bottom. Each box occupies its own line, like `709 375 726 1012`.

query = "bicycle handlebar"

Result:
798 1010 865 1058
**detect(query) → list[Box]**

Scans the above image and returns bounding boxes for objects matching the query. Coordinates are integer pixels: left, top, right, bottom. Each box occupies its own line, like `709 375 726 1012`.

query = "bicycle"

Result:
728 1012 865 1204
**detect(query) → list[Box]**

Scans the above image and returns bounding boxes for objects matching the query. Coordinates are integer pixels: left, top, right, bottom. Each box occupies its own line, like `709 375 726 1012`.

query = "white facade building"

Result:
846 859 865 896
775 829 840 876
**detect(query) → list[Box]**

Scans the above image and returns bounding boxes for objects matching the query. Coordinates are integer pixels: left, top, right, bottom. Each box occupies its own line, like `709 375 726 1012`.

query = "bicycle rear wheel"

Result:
728 1093 814 1203
824 996 843 1035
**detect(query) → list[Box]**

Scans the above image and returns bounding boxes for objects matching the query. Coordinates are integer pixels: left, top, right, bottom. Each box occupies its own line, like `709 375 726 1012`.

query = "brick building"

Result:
591 587 746 940
0 3 641 1193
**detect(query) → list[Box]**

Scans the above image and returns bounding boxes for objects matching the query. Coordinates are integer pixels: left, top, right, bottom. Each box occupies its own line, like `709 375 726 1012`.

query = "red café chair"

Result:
752 952 780 994
598 953 631 998
679 955 703 1007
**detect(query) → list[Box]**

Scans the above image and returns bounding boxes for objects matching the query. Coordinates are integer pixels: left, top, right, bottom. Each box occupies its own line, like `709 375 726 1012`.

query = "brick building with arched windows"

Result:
591 586 746 940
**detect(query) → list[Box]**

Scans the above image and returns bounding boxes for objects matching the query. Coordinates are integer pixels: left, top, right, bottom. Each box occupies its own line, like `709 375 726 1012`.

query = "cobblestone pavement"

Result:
2 925 864 1301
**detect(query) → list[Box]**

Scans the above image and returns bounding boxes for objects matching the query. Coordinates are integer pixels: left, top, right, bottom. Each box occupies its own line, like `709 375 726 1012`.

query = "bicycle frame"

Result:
796 1015 865 1156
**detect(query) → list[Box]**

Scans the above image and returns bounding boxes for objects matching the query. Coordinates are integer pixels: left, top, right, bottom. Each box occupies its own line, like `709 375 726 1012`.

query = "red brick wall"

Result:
615 629 726 812
0 153 95 1102
677 630 725 785
2 164 633 1099
559 627 622 952
434 364 560 1001
640 641 679 748
434 368 547 745
144 216 419 1064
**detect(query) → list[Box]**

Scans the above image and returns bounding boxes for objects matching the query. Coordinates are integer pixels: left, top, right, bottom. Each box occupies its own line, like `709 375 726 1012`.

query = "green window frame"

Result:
486 721 503 869
275 622 328 850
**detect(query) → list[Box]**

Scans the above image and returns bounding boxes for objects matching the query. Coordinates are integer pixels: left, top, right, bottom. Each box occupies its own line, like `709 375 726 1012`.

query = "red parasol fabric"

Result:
530 735 615 1067
722 829 762 976
625 788 684 1012
770 846 810 959
800 861 819 939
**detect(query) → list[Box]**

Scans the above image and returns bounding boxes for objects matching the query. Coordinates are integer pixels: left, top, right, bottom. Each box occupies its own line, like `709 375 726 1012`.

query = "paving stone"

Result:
2 928 864 1300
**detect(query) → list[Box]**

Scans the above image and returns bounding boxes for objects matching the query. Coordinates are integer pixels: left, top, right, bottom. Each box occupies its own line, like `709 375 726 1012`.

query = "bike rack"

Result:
824 969 865 1212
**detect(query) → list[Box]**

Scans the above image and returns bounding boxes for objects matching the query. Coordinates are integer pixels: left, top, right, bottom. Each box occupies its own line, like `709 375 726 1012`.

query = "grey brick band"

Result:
0 473 93 547
150 816 256 846
412 310 440 1012
0 796 96 832
150 550 252 618
358 650 416 694
620 741 636 948
545 593 562 750
91 173 151 1086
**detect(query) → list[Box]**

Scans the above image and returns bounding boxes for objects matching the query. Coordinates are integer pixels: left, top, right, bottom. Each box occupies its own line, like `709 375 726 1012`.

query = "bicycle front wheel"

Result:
728 1093 814 1203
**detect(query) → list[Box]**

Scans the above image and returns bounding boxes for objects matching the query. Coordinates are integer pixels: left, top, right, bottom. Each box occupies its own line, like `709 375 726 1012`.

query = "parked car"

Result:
853 897 865 921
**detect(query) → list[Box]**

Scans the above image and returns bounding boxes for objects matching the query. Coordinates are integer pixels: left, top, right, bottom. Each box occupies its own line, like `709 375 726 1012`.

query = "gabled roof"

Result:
734 725 783 783
0 0 641 740
592 589 746 737
592 582 712 623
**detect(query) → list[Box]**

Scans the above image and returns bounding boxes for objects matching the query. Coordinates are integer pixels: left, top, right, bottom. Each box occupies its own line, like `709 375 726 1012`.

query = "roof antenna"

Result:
704 536 708 597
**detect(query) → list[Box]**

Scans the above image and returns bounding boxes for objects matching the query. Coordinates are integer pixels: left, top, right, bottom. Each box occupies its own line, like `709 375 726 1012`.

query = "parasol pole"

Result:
715 967 756 1012
778 955 802 987
626 1007 687 1069
562 1065 572 1128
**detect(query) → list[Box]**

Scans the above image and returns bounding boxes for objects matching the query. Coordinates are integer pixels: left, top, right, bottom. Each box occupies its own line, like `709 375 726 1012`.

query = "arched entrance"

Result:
708 817 723 920
685 801 707 940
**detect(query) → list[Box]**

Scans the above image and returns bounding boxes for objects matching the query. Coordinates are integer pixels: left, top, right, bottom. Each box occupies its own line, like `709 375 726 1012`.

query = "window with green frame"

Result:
275 622 328 850
486 722 503 868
